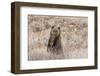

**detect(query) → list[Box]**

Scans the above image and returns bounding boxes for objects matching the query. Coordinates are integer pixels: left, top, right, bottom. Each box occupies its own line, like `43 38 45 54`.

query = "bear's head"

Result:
50 26 60 39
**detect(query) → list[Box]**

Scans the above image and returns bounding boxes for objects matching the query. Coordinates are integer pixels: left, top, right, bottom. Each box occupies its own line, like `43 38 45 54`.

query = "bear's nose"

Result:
53 30 57 33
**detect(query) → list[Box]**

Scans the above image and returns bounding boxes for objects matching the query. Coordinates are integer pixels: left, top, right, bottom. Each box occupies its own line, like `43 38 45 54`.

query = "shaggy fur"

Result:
47 26 63 54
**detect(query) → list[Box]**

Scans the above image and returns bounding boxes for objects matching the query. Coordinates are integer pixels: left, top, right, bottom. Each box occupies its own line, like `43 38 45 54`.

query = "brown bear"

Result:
47 26 63 55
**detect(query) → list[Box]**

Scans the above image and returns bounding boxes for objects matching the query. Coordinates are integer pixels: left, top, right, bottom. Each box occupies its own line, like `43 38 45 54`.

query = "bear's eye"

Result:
52 26 54 28
58 27 60 29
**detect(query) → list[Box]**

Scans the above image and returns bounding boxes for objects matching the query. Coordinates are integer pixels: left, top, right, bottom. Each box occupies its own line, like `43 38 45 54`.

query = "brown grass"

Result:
28 15 88 61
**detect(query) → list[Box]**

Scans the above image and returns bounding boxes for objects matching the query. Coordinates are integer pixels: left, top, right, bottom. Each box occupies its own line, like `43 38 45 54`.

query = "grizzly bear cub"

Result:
47 26 63 54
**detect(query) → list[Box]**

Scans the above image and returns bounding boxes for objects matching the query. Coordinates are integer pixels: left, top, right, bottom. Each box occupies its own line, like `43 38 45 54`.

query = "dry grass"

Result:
28 15 88 61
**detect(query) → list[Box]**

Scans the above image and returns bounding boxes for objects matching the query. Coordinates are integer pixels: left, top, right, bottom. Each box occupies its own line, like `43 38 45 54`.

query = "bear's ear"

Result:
52 26 54 29
58 27 60 29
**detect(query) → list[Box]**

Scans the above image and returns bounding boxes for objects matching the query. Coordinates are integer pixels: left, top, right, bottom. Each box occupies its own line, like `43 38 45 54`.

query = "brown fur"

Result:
47 26 63 54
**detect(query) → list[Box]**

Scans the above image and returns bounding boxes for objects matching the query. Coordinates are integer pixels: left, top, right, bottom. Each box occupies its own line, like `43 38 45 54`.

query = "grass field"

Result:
28 15 88 61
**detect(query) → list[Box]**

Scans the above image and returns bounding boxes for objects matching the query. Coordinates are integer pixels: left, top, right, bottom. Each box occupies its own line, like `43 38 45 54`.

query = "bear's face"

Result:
50 26 60 39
